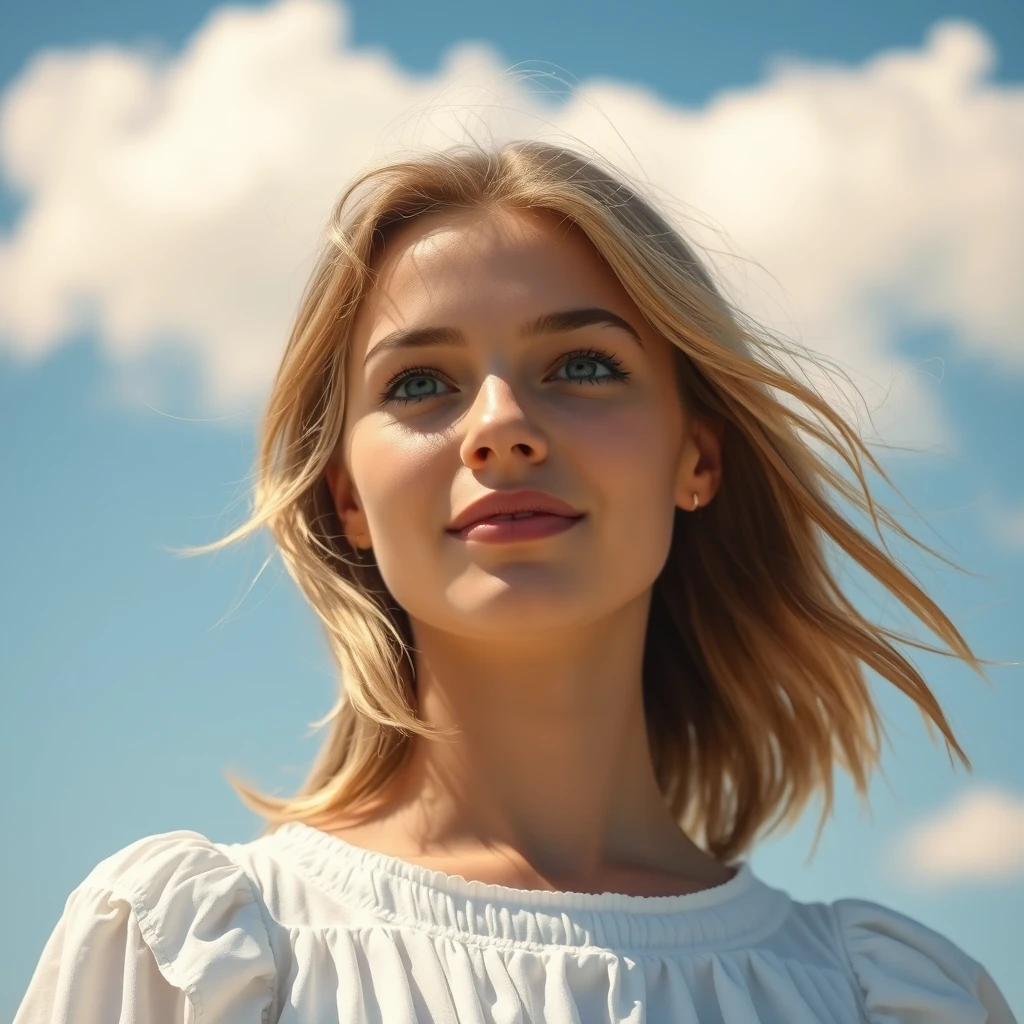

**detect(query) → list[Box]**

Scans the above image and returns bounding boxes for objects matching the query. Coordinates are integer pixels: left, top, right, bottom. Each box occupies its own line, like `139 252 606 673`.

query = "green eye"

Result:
379 346 631 405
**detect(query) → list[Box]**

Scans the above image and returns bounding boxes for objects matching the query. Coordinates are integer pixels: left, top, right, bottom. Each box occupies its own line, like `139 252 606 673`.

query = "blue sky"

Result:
2 0 1022 1017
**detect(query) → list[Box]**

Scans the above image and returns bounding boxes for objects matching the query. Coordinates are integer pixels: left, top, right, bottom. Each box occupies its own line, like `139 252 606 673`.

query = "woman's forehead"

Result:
359 209 622 327
377 208 575 274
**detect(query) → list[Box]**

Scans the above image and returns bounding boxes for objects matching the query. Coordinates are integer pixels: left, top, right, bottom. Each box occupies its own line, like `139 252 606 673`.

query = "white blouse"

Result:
14 822 1017 1023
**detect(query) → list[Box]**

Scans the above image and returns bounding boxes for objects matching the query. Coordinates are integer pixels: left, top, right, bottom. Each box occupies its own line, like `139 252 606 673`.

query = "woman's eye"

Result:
384 372 453 404
551 349 630 385
379 347 631 405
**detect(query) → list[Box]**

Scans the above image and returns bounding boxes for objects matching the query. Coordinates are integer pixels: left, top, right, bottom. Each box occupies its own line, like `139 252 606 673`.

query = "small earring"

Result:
692 492 700 511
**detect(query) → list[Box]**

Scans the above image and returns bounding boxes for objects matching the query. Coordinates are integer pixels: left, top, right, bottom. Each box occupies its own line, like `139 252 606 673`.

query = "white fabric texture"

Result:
14 822 1018 1023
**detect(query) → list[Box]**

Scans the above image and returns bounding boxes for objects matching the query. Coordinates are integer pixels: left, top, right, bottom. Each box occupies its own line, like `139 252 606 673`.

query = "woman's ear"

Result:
325 459 372 550
675 414 724 512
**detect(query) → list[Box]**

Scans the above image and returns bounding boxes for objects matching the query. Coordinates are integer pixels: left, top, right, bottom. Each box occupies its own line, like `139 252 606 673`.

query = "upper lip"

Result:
447 489 585 533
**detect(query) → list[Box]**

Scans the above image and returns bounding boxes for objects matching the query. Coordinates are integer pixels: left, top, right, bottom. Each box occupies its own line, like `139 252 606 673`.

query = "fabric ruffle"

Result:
15 824 1017 1023
276 926 858 1023
14 830 278 1023
834 897 1018 1023
265 822 789 951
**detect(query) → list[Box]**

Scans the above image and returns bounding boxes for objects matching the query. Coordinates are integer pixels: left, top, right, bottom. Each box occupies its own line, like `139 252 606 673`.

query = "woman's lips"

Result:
450 512 585 543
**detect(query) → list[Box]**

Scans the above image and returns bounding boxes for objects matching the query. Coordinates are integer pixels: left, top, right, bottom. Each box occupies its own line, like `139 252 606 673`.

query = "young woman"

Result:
16 141 1016 1022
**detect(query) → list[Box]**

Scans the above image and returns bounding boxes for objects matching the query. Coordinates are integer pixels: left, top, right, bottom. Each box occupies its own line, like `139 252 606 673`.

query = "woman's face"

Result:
330 206 716 641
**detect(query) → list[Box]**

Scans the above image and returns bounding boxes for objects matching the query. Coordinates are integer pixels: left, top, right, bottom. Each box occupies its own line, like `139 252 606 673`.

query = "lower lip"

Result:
449 514 584 543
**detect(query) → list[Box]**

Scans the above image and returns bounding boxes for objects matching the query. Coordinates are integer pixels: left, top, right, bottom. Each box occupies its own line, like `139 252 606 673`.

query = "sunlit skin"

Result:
324 206 732 896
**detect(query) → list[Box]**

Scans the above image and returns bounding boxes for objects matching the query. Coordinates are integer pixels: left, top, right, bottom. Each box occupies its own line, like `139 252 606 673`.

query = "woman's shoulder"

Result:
815 894 1017 1023
15 829 279 1023
78 827 255 895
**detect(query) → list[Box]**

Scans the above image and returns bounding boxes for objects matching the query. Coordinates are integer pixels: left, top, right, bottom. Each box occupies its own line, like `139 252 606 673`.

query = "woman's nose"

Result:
458 375 548 468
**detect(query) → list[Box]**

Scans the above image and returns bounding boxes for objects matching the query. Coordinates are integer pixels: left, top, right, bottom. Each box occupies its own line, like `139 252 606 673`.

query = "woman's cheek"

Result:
362 440 447 545
578 408 666 476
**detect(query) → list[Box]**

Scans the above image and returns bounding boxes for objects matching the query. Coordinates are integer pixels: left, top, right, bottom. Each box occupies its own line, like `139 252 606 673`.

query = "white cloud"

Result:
892 786 1024 884
988 504 1024 549
0 0 1021 443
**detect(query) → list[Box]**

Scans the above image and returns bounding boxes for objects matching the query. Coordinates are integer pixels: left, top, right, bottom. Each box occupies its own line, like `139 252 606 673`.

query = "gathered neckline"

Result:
262 821 792 951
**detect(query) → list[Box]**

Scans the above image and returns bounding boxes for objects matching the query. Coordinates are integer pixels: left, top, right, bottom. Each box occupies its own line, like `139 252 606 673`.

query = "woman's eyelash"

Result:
378 347 632 405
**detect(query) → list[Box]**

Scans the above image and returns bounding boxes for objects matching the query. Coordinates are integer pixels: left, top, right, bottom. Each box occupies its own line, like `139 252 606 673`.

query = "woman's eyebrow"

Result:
523 308 643 347
362 307 644 368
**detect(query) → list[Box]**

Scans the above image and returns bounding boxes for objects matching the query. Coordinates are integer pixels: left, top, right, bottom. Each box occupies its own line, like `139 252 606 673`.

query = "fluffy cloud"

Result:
893 786 1024 884
989 503 1024 549
0 0 1021 442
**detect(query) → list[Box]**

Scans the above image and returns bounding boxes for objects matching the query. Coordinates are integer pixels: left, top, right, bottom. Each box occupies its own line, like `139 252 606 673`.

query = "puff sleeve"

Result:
13 830 278 1024
835 897 1017 1023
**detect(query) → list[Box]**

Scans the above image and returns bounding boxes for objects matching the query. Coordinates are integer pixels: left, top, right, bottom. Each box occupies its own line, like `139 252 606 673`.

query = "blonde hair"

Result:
179 140 982 862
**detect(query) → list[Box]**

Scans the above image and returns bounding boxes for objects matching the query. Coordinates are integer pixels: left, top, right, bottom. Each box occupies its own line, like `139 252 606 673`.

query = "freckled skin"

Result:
324 207 730 895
